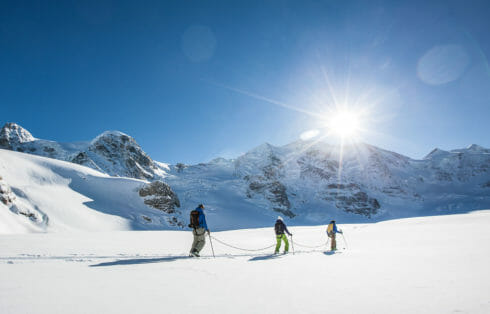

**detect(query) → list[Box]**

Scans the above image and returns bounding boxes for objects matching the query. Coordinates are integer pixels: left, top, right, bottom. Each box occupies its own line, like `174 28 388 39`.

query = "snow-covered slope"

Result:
1 210 489 314
167 140 490 227
0 149 184 233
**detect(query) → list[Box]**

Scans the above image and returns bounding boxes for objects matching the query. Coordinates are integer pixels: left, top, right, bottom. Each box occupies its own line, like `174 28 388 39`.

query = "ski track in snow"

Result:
1 211 490 314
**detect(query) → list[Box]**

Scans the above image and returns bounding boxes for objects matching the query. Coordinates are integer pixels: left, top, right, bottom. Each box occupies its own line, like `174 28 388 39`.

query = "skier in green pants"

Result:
274 216 292 254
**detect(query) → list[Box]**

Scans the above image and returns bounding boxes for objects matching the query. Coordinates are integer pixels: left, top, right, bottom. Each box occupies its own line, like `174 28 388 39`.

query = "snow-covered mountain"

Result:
166 140 490 228
1 122 490 232
0 122 167 180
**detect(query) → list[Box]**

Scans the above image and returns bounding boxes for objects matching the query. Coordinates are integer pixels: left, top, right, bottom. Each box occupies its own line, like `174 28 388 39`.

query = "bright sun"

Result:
328 110 361 138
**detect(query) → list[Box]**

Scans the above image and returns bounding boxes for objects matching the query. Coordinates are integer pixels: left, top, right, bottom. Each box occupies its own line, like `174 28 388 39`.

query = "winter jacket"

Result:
195 207 208 230
327 223 341 235
274 220 291 236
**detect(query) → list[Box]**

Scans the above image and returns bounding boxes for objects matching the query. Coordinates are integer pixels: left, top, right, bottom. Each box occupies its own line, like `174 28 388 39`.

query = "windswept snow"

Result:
0 211 489 314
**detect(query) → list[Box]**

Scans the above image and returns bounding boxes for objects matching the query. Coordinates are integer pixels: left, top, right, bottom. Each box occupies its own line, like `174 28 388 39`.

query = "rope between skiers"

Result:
210 235 329 251
188 204 347 257
291 240 328 249
210 235 276 252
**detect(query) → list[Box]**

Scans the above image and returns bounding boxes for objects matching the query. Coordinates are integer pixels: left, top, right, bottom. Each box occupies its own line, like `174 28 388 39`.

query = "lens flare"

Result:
300 129 320 140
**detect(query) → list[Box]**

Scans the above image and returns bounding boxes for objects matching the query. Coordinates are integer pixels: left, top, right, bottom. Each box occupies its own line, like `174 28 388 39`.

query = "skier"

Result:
274 216 292 254
188 204 210 257
327 220 342 251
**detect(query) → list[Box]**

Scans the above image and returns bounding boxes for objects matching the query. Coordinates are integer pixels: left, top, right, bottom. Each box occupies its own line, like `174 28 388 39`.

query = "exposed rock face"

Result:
324 184 380 218
240 144 294 218
229 140 490 220
80 131 162 179
175 163 187 173
248 179 294 218
0 176 16 206
70 152 104 172
240 145 382 218
0 176 47 224
298 151 338 181
139 181 184 227
0 123 35 150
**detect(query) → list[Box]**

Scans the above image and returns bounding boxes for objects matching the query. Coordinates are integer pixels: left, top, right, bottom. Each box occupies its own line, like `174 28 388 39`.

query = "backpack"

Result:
274 221 284 235
189 210 200 228
327 223 334 236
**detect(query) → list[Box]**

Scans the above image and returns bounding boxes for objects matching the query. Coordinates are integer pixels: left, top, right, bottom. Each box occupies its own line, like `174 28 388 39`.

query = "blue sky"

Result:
2 0 490 164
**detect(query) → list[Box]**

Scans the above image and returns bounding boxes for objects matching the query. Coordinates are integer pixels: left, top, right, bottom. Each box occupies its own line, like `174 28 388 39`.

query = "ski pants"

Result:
329 233 337 250
190 227 206 254
275 234 289 253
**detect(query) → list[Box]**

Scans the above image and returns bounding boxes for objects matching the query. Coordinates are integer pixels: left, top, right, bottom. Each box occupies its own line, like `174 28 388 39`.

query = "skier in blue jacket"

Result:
189 204 209 257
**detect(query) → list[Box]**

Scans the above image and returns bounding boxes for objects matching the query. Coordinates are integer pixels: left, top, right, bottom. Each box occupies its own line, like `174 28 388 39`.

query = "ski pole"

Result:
290 235 295 255
341 232 349 250
208 232 215 258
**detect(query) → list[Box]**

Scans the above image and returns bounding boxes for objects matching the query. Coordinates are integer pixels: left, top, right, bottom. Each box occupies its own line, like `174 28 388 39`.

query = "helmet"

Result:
198 204 204 209
277 216 283 221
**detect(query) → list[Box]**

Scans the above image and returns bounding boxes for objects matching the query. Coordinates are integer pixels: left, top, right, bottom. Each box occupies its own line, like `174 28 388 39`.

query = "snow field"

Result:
1 210 489 314
0 149 182 233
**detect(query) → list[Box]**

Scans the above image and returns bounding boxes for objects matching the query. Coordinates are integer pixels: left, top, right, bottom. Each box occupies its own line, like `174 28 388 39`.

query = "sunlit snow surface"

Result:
0 149 178 232
1 210 489 314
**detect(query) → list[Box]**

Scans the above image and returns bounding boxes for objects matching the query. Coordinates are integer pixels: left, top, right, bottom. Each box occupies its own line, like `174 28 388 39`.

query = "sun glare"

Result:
328 110 361 138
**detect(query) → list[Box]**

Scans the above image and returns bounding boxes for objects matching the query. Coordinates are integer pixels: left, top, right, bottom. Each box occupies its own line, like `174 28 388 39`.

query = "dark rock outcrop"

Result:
324 184 380 218
139 181 184 227
0 176 47 224
0 176 16 206
248 179 294 217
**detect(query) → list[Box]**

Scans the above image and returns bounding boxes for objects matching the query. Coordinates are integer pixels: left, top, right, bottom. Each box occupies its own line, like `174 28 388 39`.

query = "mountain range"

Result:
1 122 489 232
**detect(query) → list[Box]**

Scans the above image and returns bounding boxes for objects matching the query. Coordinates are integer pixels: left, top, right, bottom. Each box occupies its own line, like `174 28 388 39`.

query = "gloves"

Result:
339 230 343 234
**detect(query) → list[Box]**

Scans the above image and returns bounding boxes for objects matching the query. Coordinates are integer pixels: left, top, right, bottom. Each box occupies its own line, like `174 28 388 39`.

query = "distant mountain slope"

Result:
0 149 183 233
166 140 490 227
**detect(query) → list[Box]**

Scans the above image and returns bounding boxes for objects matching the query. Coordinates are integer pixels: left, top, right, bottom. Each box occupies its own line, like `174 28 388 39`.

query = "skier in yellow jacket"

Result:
327 220 342 251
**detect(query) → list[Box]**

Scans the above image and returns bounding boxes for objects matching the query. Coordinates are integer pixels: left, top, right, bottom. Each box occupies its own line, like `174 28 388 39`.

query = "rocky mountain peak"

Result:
83 130 160 180
0 123 35 149
465 144 487 153
91 131 132 144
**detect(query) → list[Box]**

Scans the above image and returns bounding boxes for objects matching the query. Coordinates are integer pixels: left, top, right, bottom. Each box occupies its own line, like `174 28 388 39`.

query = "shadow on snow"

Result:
90 256 190 267
248 254 285 262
